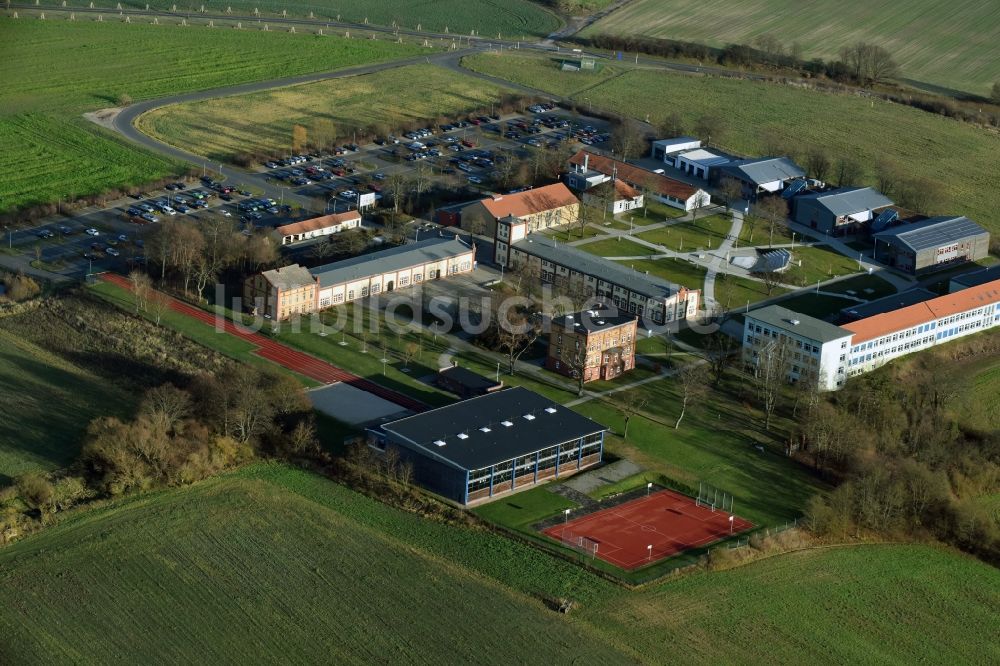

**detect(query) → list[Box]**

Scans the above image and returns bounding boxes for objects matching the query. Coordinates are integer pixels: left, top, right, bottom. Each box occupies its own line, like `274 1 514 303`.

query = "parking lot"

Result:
2 106 614 280
254 105 615 213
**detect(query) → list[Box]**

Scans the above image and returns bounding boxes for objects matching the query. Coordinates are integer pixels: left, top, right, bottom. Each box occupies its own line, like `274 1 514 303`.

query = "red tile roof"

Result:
843 278 1000 343
568 150 698 200
276 211 361 236
479 183 579 219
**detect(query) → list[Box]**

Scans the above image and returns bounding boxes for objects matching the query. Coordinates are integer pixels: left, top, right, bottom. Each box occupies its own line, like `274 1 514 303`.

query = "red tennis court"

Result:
542 489 753 570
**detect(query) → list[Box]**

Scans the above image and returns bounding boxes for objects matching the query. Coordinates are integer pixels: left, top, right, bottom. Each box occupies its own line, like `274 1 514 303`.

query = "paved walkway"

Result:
703 208 743 309
101 273 428 412
562 459 642 495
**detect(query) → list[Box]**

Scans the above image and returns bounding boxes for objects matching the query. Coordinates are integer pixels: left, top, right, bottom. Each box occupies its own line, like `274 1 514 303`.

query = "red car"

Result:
461 139 476 148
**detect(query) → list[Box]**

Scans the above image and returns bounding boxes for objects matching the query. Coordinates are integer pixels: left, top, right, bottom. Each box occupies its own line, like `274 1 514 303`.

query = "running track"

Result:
101 274 427 412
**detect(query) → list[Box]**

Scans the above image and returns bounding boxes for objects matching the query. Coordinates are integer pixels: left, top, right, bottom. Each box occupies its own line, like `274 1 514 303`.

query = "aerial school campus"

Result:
1 1 1000 663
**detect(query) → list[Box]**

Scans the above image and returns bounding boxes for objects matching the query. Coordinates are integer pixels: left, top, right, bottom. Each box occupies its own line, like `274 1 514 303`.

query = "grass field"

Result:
0 18 426 210
580 0 1000 95
0 329 134 484
617 257 707 290
580 544 1000 663
462 53 1000 236
578 236 651 257
772 293 859 320
137 64 513 161
953 354 1000 432
105 0 562 38
0 464 627 664
3 462 996 663
714 272 789 310
638 214 732 251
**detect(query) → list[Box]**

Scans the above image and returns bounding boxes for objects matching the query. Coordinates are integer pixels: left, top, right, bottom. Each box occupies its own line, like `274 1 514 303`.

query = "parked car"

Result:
373 172 385 180
468 175 483 184
106 248 120 257
85 228 100 236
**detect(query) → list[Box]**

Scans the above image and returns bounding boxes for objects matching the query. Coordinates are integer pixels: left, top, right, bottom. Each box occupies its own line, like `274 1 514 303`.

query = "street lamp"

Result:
729 515 735 534
647 544 653 561
646 482 653 496
563 508 571 524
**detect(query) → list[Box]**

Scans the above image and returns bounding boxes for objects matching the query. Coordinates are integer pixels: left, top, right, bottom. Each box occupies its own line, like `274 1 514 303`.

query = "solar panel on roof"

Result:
871 208 898 232
782 179 807 199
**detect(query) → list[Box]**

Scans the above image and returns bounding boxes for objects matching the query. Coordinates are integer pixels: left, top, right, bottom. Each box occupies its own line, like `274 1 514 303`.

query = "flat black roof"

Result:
551 309 637 334
437 365 502 391
838 288 937 321
379 387 606 471
950 265 1000 290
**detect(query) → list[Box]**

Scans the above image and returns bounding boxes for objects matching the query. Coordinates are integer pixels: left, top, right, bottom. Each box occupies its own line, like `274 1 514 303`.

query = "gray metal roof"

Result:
378 387 606 471
262 264 315 291
552 309 637 334
720 157 805 185
838 288 936 321
310 236 472 286
512 236 689 299
797 187 893 216
950 265 1000 290
874 216 988 253
746 305 851 343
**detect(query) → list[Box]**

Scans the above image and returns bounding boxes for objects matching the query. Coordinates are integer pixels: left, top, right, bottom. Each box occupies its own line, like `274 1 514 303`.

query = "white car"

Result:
162 206 177 215
219 209 232 217
468 175 483 184
106 248 120 257
85 228 100 236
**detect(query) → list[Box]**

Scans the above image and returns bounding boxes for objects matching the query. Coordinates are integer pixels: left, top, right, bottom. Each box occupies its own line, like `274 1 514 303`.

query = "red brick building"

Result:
546 310 638 383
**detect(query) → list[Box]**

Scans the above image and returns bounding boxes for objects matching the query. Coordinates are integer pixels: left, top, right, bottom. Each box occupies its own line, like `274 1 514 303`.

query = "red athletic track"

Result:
101 273 427 412
543 489 754 570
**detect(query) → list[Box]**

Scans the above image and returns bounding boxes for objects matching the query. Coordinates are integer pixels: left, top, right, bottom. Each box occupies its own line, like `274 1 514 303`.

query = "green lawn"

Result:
541 224 606 241
615 257 708 290
784 244 862 286
0 18 426 211
774 293 860 320
822 273 897 299
138 64 513 162
462 53 1000 237
739 218 807 247
0 329 134 484
580 0 1000 95
578 236 653 258
714 272 790 310
639 214 732 252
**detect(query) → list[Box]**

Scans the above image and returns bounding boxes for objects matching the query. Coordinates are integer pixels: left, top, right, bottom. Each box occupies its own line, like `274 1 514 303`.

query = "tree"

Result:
805 148 831 182
718 179 744 209
838 43 899 86
620 390 648 441
116 93 133 107
610 118 647 159
875 158 903 198
689 190 710 222
895 176 943 214
694 114 725 145
489 291 541 375
128 270 151 314
385 171 409 216
750 338 789 431
759 269 785 296
753 197 788 247
674 363 708 429
402 341 420 370
834 156 864 187
140 384 192 435
658 112 684 138
143 289 169 327
992 81 1000 105
704 332 735 386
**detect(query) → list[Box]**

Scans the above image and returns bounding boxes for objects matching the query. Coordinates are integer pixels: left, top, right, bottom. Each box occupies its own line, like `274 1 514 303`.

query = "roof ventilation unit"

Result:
433 440 446 447
457 433 469 440
479 426 492 433
523 413 536 421
501 420 514 427
544 407 558 414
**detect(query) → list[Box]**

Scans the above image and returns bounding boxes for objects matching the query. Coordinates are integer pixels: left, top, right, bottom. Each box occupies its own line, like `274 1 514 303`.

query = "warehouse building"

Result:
873 216 990 275
791 187 894 236
367 387 607 505
498 235 700 324
718 157 806 200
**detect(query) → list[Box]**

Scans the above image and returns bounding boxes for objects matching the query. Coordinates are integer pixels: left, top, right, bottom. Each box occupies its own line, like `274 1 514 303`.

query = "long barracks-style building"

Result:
367 387 607 505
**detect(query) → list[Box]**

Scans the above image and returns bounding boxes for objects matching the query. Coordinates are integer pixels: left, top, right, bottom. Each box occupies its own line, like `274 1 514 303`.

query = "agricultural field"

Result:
104 0 563 38
137 64 513 162
0 464 628 664
461 53 1000 236
580 544 1000 664
4 463 995 664
581 0 1000 95
0 329 134 484
0 18 426 210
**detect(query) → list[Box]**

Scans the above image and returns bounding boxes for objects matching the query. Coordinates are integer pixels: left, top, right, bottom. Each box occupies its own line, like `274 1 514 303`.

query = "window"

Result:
361 286 370 297
347 290 355 300
414 274 423 283
332 293 344 304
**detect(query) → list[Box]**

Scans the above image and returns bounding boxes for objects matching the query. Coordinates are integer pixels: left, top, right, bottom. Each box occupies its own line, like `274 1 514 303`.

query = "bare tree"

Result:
705 332 735 387
658 112 684 139
610 118 647 159
718 179 744 209
385 171 410 216
750 338 790 431
992 81 1000 105
839 43 899 86
148 289 171 326
694 114 726 145
875 158 903 198
129 270 151 314
759 269 785 296
835 157 864 187
805 148 831 182
689 191 710 222
488 291 541 375
674 363 708 429
753 197 789 247
620 389 648 441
